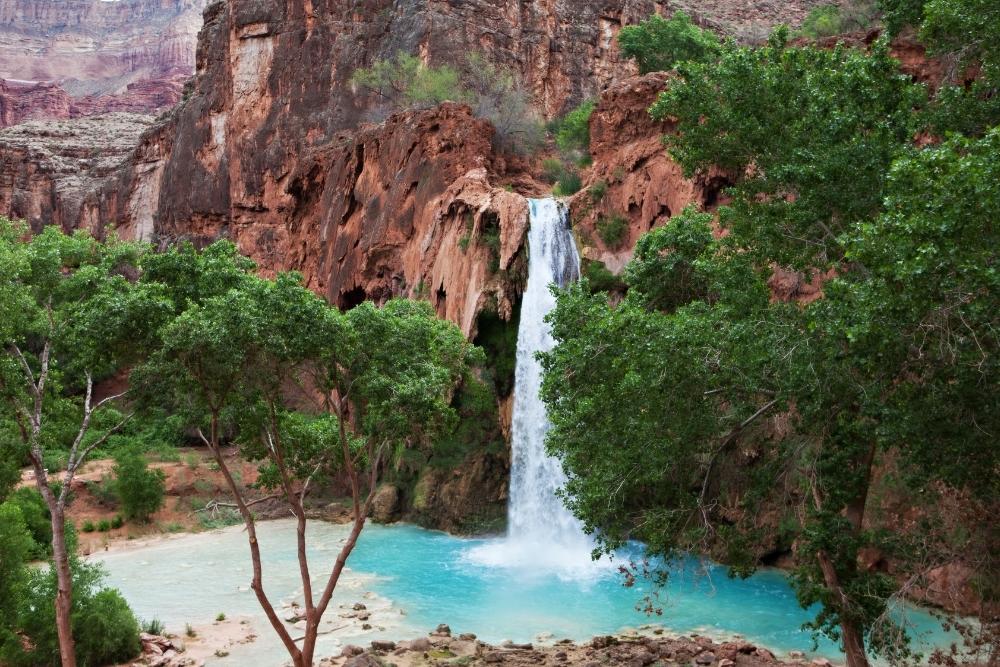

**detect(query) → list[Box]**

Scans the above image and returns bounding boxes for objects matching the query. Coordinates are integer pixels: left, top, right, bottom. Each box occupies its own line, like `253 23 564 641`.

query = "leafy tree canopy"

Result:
618 11 721 74
543 22 998 667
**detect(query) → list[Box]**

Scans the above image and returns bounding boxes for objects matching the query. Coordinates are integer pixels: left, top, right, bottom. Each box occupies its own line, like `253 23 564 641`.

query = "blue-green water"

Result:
94 520 956 665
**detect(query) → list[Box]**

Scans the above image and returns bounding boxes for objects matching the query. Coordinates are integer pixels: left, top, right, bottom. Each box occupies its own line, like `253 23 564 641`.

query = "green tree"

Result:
543 33 997 667
351 52 468 112
135 243 478 667
618 11 721 74
0 221 169 667
112 448 165 522
554 99 596 153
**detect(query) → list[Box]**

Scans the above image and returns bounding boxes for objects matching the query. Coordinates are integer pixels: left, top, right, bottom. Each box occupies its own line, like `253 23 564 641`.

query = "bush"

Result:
113 448 165 523
542 158 565 183
797 1 879 38
798 4 844 37
73 589 141 665
143 618 164 635
111 514 124 529
554 99 596 153
553 171 584 196
590 179 609 202
618 11 721 73
5 488 51 559
462 54 545 154
582 259 627 294
86 474 119 508
16 556 141 666
97 519 111 532
597 215 629 247
350 52 468 111
352 52 544 155
81 520 95 533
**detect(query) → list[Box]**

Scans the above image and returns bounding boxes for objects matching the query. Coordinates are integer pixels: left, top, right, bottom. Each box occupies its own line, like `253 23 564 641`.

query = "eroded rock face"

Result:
0 113 155 231
568 72 726 273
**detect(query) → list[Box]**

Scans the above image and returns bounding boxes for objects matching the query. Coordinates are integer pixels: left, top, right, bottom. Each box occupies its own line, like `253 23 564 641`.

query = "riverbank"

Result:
131 625 836 667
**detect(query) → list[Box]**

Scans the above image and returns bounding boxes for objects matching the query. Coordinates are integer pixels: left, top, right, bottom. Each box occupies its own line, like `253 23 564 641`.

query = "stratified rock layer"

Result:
0 113 155 231
0 0 202 87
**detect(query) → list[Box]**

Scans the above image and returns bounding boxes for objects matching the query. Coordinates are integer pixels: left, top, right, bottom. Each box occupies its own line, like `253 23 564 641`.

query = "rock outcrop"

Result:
568 71 727 273
0 113 155 231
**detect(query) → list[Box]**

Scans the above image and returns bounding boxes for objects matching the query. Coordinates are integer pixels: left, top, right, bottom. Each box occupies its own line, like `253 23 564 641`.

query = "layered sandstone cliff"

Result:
0 0 203 125
0 113 155 231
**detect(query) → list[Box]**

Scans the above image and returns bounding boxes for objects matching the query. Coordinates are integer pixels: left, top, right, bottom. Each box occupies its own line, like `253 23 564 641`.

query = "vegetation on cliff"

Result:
0 226 478 667
543 4 998 667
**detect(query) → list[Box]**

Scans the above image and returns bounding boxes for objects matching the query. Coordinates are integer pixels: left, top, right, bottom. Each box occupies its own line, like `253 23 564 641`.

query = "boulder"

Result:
407 637 432 651
340 645 364 657
370 484 400 523
370 640 396 652
434 623 452 636
344 655 381 667
755 648 777 661
695 651 716 665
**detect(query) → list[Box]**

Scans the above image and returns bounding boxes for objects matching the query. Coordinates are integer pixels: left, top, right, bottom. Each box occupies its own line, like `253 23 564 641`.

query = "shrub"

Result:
113 448 166 523
554 171 583 196
597 214 629 247
797 1 879 38
16 556 141 666
111 514 124 529
462 54 545 154
590 179 609 202
97 519 112 532
183 452 200 470
5 488 51 559
554 99 596 153
798 4 844 37
582 259 627 293
542 158 565 183
458 234 471 252
618 11 721 73
216 613 226 622
73 589 141 665
86 474 119 508
185 623 197 638
143 618 164 636
81 520 96 533
351 52 468 111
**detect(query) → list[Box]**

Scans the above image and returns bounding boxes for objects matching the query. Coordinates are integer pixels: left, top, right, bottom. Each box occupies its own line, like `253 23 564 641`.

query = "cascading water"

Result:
467 198 603 577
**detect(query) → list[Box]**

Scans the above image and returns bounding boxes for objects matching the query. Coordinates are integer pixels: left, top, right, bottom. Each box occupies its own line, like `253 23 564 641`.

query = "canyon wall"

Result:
0 0 203 125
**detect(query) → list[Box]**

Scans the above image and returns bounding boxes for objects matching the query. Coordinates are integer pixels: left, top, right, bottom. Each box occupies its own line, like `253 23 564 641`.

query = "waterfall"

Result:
467 198 603 578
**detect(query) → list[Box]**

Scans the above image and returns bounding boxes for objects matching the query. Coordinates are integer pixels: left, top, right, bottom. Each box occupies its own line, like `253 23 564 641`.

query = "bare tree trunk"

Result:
49 506 76 667
817 551 871 667
201 419 304 667
30 462 76 667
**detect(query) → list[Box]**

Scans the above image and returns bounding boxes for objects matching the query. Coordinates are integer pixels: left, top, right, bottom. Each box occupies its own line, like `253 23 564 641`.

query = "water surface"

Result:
94 520 955 665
